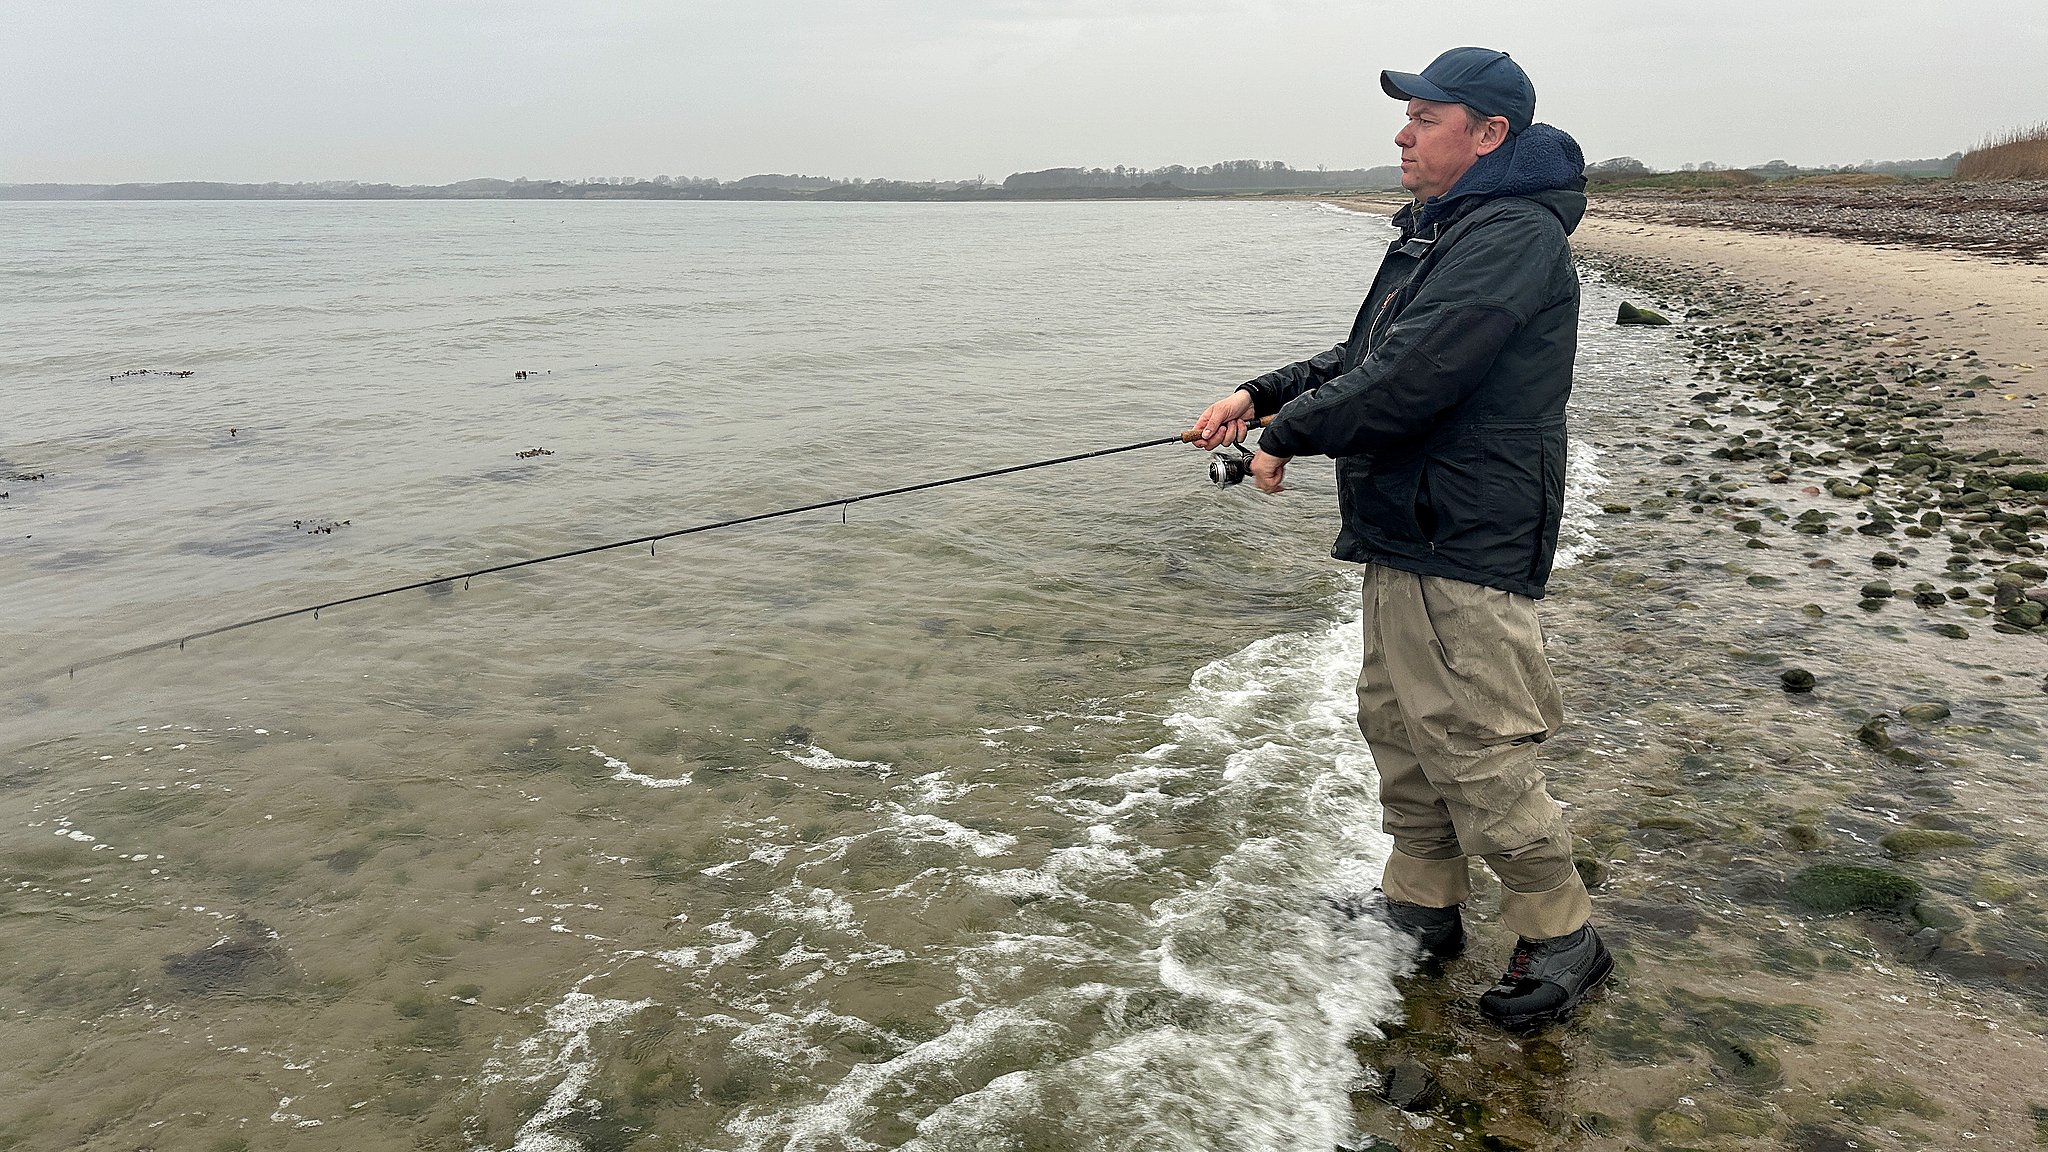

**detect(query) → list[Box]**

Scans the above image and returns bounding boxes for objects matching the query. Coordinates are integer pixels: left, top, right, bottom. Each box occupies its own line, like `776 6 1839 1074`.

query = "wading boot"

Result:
1477 923 1613 1032
1346 893 1466 963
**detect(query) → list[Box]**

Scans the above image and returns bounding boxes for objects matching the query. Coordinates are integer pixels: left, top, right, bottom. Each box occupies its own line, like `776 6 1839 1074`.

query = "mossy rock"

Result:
1783 824 1824 852
1789 864 1920 913
1617 301 1672 326
1879 829 1975 859
1899 702 1952 724
2005 472 2048 492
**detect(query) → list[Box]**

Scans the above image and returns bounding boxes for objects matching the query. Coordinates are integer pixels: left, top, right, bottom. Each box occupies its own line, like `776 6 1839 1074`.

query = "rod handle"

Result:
1180 413 1275 444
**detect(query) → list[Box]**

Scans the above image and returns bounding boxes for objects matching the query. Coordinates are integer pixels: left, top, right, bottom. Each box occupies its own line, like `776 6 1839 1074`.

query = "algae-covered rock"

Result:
1900 702 1951 724
1780 668 1816 693
1880 829 1975 859
1856 717 1892 751
1933 623 1970 639
1574 854 1608 889
1783 823 1824 852
1789 864 1920 913
1617 301 1672 326
2006 472 2048 492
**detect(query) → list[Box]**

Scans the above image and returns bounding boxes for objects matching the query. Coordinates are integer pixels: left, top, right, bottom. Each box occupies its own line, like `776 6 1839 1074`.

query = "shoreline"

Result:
1327 197 2048 1149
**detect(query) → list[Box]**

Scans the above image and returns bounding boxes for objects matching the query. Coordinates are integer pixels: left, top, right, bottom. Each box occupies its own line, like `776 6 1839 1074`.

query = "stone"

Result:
1617 301 1672 326
1856 717 1892 751
1780 668 1816 693
1899 702 1951 725
1861 580 1894 598
1788 864 1921 913
1871 551 1900 567
1380 1060 1438 1112
1880 829 1974 859
1574 854 1607 889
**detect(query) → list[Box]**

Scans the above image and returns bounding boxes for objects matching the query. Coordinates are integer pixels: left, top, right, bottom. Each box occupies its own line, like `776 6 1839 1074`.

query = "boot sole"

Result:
1483 948 1615 1033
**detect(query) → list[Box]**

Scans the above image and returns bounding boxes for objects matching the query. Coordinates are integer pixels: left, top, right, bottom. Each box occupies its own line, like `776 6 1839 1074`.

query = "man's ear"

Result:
1474 117 1511 156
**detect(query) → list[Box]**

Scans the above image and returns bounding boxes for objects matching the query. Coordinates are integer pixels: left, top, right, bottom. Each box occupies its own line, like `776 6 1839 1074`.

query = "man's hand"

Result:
1191 390 1256 451
1250 451 1289 494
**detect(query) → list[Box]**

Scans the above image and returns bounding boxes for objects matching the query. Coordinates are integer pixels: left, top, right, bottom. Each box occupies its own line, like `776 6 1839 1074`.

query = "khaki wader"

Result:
1358 564 1592 940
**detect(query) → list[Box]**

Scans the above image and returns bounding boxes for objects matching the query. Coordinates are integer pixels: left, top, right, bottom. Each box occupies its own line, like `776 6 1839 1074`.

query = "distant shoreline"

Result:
0 178 1402 204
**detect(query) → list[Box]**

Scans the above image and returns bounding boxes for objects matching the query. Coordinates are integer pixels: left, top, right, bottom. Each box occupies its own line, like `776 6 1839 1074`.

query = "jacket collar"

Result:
1399 123 1587 236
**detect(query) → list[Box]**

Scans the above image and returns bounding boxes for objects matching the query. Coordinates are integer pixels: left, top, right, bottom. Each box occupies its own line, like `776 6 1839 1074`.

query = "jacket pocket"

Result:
1347 455 1431 546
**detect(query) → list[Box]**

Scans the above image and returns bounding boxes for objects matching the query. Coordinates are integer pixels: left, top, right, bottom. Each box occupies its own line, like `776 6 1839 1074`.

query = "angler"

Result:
1193 46 1610 1033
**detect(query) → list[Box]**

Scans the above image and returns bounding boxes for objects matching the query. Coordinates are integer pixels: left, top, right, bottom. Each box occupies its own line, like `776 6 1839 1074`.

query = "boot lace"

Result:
1503 941 1536 982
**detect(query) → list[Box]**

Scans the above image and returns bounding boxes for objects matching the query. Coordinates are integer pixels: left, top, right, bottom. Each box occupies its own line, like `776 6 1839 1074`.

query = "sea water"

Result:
0 200 1663 1150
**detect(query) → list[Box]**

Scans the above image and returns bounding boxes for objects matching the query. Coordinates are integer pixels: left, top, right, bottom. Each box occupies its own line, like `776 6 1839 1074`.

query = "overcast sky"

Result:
6 0 2044 184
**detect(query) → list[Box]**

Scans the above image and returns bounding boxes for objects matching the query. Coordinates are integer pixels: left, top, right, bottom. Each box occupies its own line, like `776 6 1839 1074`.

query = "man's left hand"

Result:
1250 451 1289 494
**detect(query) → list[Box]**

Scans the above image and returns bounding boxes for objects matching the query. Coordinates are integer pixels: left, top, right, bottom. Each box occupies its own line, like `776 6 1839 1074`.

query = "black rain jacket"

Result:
1243 124 1587 598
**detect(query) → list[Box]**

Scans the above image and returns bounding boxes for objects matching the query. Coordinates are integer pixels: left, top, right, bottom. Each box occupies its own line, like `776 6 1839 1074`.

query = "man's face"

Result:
1395 99 1486 201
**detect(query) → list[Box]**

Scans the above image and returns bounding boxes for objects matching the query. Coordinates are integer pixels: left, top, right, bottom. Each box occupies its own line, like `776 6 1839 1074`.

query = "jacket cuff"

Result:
1257 416 1299 459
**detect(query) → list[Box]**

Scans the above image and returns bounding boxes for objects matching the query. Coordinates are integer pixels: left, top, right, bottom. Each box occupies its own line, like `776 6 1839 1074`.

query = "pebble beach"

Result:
1331 185 2048 1150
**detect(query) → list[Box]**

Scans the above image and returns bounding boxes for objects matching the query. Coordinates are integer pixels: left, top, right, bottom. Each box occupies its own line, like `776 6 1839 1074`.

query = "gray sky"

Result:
6 0 2044 184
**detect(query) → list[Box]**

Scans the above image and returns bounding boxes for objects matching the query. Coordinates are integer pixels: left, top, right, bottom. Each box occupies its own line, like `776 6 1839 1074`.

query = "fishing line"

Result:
52 422 1256 681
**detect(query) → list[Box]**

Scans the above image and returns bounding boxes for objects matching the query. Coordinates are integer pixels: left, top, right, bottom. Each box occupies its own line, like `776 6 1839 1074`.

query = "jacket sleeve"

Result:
1236 342 1348 417
1257 207 1566 460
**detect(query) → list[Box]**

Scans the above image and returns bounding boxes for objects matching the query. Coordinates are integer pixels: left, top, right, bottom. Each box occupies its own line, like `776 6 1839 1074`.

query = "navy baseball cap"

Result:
1381 47 1535 134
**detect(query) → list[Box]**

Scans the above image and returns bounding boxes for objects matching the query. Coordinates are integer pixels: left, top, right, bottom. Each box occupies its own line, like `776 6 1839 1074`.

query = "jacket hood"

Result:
1409 123 1587 234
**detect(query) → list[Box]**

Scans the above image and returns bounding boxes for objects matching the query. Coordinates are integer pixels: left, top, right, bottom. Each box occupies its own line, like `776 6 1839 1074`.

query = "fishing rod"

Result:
49 417 1273 681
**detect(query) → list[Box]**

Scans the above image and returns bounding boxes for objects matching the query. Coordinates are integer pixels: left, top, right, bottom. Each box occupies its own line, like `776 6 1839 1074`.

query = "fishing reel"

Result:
1209 446 1256 487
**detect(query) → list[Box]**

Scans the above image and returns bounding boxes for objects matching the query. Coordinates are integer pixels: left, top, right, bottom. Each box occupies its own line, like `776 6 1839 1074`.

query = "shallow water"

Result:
1 200 1657 1150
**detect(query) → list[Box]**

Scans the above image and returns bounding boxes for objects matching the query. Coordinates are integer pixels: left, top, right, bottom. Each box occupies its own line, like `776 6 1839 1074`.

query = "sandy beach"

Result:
1329 188 2048 1150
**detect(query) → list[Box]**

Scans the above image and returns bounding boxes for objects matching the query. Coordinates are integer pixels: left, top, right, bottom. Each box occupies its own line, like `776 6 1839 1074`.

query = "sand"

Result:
1573 215 2048 454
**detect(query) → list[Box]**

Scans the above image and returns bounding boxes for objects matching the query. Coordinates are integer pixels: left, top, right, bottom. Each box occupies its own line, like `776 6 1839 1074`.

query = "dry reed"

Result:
1955 122 2048 180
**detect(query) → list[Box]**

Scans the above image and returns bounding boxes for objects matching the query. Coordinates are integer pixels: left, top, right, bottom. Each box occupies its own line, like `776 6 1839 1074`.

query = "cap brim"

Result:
1381 69 1454 104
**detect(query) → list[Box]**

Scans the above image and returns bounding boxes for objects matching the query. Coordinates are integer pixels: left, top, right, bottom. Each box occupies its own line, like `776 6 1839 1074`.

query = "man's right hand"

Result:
1190 390 1256 451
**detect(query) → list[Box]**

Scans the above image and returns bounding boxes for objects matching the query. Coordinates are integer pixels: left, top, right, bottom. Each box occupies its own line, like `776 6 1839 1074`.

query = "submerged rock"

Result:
1379 1060 1439 1112
1788 864 1920 913
1879 829 1974 859
1899 702 1952 725
1780 668 1816 693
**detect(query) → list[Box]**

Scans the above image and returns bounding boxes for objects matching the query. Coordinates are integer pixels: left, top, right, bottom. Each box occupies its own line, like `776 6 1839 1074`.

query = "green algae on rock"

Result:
1880 828 1977 859
1789 864 1921 913
1617 300 1673 325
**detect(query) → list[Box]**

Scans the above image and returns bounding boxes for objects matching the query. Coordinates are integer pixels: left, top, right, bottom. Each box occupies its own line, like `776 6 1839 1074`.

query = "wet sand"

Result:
1329 193 2048 1150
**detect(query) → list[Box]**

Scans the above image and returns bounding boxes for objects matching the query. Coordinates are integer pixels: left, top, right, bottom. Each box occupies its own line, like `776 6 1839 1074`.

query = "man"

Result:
1190 46 1608 1032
